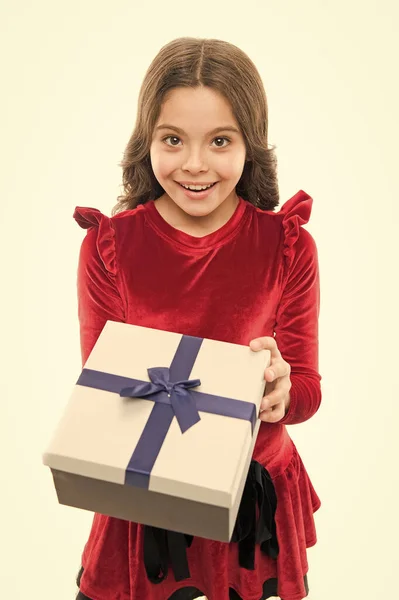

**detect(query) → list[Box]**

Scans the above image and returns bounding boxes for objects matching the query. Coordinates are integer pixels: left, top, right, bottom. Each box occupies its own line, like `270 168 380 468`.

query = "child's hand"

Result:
249 336 292 423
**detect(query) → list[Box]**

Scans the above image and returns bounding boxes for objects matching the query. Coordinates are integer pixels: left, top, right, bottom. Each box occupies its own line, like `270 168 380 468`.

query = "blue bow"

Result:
120 367 202 433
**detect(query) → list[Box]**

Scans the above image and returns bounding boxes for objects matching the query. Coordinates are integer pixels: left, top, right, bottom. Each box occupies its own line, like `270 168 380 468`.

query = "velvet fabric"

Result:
76 566 310 600
73 190 322 600
141 459 279 586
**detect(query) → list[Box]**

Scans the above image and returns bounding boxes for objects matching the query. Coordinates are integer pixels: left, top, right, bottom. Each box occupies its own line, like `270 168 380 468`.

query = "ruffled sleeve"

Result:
73 207 125 366
279 190 313 272
73 206 117 276
273 191 322 425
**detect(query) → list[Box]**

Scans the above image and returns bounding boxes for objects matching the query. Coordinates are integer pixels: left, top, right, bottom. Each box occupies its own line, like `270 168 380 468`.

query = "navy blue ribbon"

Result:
76 334 256 489
120 366 202 434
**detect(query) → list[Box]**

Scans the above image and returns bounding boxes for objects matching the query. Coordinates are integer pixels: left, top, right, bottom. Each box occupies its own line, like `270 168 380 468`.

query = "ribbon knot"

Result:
120 367 202 433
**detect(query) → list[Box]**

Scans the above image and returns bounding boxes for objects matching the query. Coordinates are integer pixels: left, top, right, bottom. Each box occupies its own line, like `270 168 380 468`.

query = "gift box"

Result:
43 321 270 542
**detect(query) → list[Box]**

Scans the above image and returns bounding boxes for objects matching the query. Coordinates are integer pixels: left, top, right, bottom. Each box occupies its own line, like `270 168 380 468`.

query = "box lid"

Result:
43 321 269 508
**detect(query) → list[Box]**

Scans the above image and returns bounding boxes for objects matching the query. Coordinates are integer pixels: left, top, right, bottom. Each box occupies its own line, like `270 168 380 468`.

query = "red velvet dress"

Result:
73 190 322 600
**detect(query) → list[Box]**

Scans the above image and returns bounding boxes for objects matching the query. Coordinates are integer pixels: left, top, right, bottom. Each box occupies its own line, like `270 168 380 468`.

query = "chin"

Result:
180 203 216 217
180 198 222 216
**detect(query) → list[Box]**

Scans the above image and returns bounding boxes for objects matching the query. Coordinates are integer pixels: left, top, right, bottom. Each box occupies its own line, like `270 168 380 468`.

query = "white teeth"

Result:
181 183 214 191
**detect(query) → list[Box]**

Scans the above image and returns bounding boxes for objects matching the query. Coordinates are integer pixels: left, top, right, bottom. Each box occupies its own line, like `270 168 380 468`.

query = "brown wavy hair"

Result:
112 37 280 216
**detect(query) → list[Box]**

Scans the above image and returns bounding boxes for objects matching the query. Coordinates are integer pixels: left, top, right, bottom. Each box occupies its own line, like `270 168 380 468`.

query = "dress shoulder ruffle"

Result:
277 190 313 270
73 206 117 276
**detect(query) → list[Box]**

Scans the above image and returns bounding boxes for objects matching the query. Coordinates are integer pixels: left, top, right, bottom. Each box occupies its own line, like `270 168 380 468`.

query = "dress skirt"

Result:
74 460 310 599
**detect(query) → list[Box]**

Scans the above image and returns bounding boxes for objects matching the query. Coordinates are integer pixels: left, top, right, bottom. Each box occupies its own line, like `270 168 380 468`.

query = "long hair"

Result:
112 37 279 216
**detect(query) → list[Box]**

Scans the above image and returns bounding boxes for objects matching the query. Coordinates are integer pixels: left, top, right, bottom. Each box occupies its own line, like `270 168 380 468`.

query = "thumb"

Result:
249 339 263 351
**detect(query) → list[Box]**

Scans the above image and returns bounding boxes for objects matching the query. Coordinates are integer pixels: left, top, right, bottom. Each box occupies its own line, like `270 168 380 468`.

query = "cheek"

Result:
151 150 177 180
216 144 246 173
218 154 246 179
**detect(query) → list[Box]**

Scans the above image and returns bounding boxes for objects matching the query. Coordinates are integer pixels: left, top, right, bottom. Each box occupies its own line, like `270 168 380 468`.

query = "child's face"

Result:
150 86 247 222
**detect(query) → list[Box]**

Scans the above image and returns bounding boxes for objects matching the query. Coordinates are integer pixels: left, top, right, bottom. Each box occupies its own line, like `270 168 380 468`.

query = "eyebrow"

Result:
155 124 240 136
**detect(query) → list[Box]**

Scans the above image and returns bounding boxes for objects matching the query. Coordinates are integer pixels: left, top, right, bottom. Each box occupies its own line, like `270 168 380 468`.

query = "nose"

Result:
181 147 208 174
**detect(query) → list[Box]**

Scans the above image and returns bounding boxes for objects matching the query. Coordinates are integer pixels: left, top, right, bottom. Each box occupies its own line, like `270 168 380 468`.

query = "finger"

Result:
261 392 284 411
265 359 291 383
250 336 278 352
261 383 291 411
250 336 281 360
259 404 285 423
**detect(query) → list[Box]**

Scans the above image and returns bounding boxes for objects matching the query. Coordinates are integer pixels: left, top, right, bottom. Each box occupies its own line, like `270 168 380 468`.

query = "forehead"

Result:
156 87 239 132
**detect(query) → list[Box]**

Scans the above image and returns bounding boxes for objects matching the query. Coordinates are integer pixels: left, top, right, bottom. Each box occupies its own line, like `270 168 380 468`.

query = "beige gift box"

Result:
43 321 270 542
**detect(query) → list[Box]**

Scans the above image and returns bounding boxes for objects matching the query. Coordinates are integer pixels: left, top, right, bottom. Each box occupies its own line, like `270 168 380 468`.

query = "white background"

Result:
1 1 398 598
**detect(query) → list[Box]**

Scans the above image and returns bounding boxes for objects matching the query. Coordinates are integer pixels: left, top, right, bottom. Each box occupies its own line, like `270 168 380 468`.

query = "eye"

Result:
213 137 231 148
162 135 181 146
162 136 231 148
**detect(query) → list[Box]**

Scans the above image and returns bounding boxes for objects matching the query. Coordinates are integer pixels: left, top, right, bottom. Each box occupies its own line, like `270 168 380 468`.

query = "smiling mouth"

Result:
177 182 218 191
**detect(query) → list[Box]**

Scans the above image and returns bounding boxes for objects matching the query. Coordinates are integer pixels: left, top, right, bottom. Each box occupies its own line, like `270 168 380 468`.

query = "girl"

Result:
73 37 322 600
